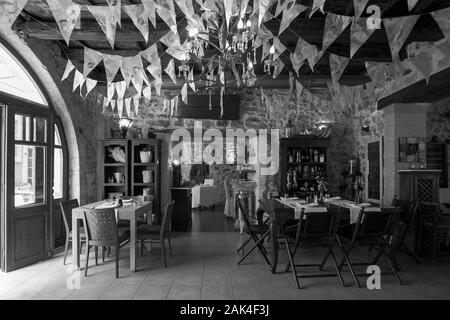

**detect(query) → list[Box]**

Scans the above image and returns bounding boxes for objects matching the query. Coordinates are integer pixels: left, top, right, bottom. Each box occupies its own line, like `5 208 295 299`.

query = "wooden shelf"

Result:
104 183 125 186
133 183 155 186
133 163 156 166
104 163 126 166
287 162 327 165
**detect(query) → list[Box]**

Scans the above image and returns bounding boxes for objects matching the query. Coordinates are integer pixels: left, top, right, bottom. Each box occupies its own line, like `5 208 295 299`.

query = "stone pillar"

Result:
383 103 429 205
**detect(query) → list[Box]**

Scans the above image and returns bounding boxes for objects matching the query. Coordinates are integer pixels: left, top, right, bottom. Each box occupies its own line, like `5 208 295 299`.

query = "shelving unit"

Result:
99 139 129 200
280 137 330 197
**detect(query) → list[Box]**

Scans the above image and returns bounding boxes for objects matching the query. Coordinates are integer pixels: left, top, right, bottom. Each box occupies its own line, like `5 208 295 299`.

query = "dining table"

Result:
258 197 378 273
72 200 153 272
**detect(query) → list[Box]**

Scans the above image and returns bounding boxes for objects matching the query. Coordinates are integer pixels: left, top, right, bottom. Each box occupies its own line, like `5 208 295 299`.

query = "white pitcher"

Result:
142 170 153 183
140 150 153 163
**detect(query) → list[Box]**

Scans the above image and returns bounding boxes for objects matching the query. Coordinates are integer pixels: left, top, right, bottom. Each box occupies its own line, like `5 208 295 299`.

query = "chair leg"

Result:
384 253 403 285
161 238 167 268
401 242 421 264
94 246 98 266
84 245 91 277
237 232 270 266
115 246 119 279
336 237 360 287
237 236 252 255
63 236 69 265
284 241 300 272
318 249 331 271
102 246 106 262
330 249 345 287
167 238 173 257
283 234 300 289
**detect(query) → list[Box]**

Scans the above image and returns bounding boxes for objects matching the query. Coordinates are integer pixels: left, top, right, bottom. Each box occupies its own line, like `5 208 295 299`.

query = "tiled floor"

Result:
1 230 450 300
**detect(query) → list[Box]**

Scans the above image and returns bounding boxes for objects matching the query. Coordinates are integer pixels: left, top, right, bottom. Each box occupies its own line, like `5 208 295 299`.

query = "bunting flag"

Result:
107 82 115 104
309 0 325 18
142 0 157 28
223 0 234 30
62 60 75 80
154 78 162 95
110 99 116 112
307 48 322 71
254 24 273 49
329 53 350 84
115 81 127 101
353 0 369 20
431 7 450 44
290 52 304 76
0 0 29 30
258 0 271 27
133 94 140 116
117 99 124 118
143 85 152 102
291 37 319 71
272 37 287 61
125 97 132 117
86 1 121 49
46 0 81 45
188 68 196 92
84 78 98 97
103 54 122 84
278 2 307 36
275 0 294 17
174 0 197 24
409 51 434 83
296 80 304 97
120 54 145 87
102 97 109 113
123 4 149 42
142 44 162 81
72 70 85 92
181 83 188 104
240 0 250 18
159 30 181 47
407 0 419 11
272 59 285 79
83 47 103 77
322 13 352 53
383 15 419 60
156 0 177 33
350 17 375 58
164 58 177 84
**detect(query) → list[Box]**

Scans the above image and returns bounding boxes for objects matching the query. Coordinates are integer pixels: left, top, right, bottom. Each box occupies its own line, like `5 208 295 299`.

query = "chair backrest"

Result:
353 207 398 241
82 208 118 245
161 201 175 237
238 198 257 228
60 199 80 233
296 208 340 242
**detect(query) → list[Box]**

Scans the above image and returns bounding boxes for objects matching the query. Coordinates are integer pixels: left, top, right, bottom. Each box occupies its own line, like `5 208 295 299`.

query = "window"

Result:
53 124 64 199
0 43 48 106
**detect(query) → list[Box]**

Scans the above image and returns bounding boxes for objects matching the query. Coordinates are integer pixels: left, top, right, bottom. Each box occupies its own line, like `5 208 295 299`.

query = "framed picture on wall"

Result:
398 137 426 163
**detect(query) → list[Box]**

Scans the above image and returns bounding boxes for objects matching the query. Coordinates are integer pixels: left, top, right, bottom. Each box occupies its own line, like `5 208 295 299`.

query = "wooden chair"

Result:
236 198 271 266
283 208 344 289
60 199 86 265
137 201 174 268
417 202 450 260
82 208 130 278
337 207 402 287
223 178 235 218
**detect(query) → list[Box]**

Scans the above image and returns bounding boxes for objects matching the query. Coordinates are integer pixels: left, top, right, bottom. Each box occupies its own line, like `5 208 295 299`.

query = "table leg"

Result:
72 216 80 270
130 217 137 272
270 218 279 273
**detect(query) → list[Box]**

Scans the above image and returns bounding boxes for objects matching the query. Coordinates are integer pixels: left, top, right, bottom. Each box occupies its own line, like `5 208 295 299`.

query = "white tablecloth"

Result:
191 185 218 208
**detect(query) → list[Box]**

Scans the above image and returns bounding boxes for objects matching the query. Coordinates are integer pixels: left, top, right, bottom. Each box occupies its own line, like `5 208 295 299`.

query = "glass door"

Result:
2 100 52 271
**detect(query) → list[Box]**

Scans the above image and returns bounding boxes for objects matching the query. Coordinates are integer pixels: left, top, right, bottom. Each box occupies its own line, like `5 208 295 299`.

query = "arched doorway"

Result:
0 41 69 272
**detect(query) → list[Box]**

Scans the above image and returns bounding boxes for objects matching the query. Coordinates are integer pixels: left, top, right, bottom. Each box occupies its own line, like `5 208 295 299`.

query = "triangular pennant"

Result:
308 49 322 71
329 53 350 84
275 0 294 17
102 97 109 114
431 7 450 44
296 80 304 96
383 15 419 60
72 70 85 92
407 0 419 11
62 60 75 80
47 0 81 45
110 100 117 112
154 78 162 95
353 0 369 20
83 47 103 77
350 17 376 58
132 94 140 116
0 0 29 30
309 0 325 18
84 78 98 97
159 30 181 47
103 54 122 84
273 37 287 61
120 54 145 88
279 3 307 36
142 0 157 28
123 4 149 42
156 0 177 33
181 83 188 104
322 13 352 53
188 68 196 92
107 82 115 104
273 59 285 79
143 85 152 102
223 0 234 30
142 45 162 81
292 37 319 66
117 99 124 118
164 58 177 84
290 52 304 76
86 3 121 49
258 0 271 27
240 0 250 18
409 51 433 84
125 97 132 118
115 81 127 100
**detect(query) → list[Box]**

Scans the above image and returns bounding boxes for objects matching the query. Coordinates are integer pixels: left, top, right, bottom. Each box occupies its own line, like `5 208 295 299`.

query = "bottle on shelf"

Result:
319 153 325 163
314 149 319 162
288 150 293 163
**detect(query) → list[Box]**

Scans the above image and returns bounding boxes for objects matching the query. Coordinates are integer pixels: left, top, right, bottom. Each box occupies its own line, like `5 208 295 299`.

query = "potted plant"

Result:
315 175 328 203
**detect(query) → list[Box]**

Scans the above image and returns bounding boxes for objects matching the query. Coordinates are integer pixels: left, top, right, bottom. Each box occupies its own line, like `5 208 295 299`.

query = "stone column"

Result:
383 103 429 205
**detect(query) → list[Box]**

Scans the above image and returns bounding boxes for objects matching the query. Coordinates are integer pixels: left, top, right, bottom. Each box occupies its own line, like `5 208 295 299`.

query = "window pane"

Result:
54 124 61 146
33 117 47 143
14 145 45 207
14 114 31 141
53 148 63 199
